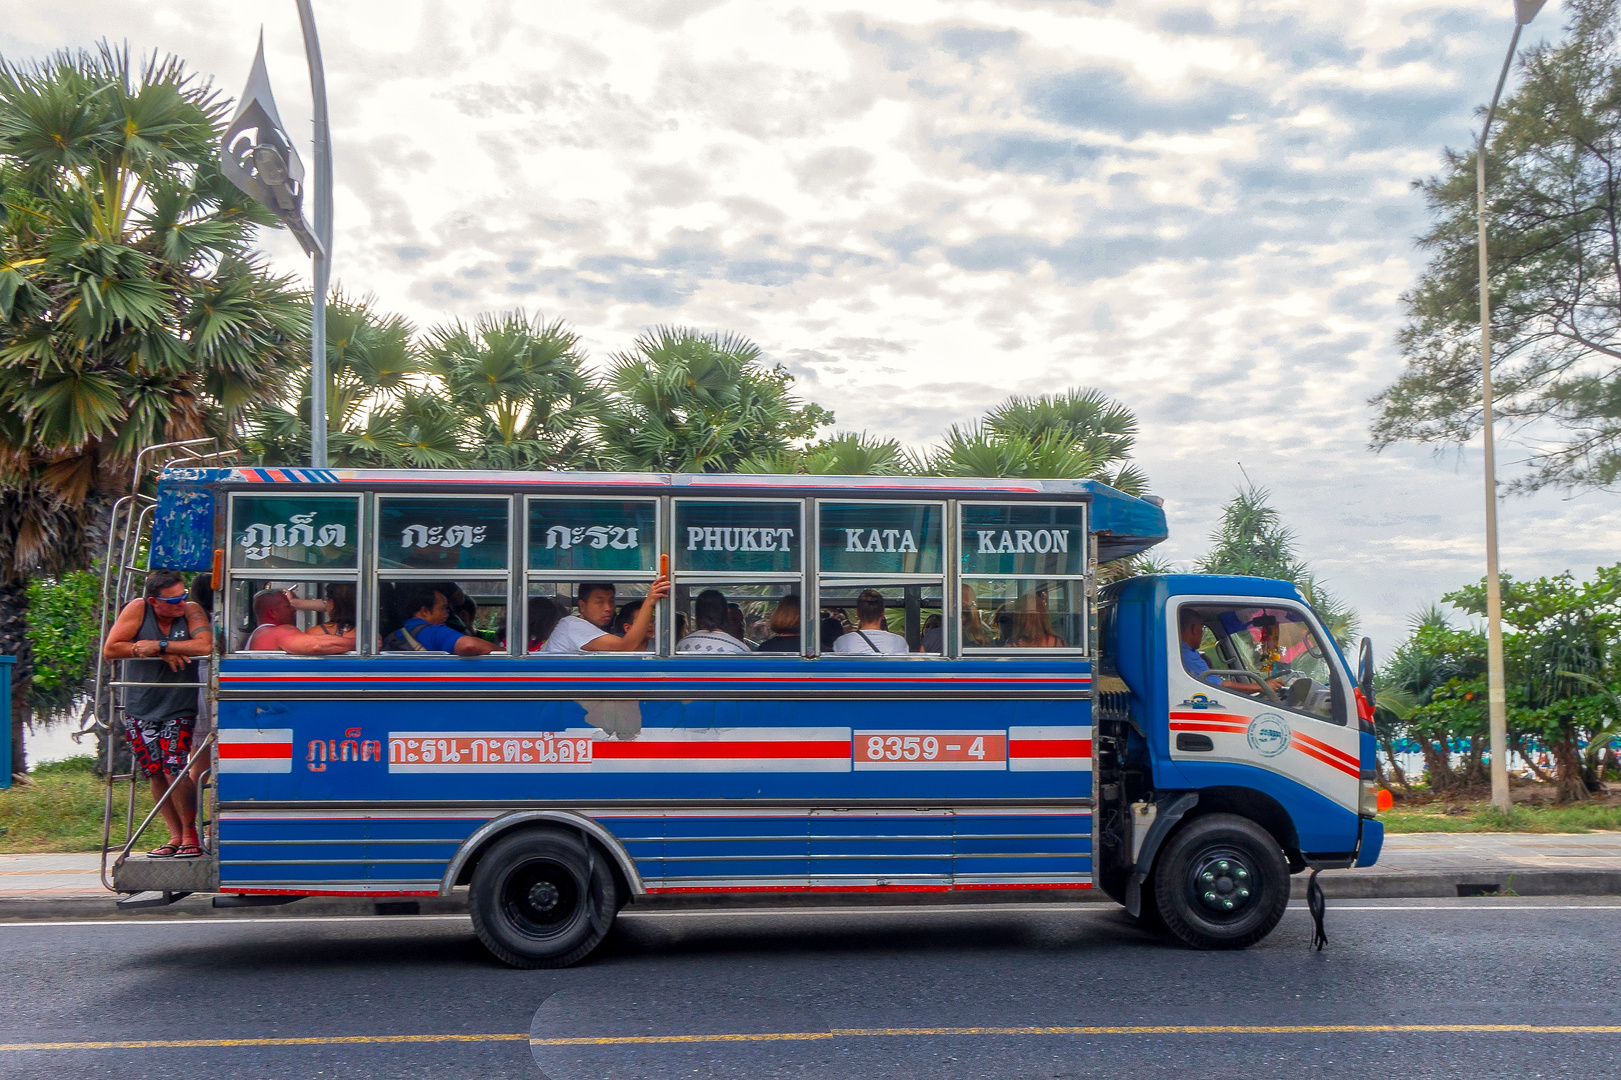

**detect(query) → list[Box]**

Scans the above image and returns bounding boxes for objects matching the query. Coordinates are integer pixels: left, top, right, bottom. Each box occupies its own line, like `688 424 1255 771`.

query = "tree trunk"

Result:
1551 725 1589 804
1380 734 1410 791
1504 732 1556 781
1422 736 1457 792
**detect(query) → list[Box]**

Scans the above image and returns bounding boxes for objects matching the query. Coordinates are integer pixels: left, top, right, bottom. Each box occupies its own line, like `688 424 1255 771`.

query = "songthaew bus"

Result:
98 451 1383 968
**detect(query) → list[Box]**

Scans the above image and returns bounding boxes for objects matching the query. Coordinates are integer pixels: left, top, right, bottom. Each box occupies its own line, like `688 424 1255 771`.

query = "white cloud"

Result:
4 0 1601 649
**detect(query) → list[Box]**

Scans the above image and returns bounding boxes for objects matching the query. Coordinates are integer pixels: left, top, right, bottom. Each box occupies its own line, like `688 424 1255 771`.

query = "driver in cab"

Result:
1179 608 1284 697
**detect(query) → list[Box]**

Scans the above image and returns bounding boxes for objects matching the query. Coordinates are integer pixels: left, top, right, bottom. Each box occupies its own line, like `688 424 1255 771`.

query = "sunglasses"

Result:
152 591 189 604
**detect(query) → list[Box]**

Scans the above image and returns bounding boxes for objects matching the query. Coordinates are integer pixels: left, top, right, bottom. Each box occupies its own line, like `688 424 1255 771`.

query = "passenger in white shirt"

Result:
675 589 752 654
539 577 669 653
833 589 910 654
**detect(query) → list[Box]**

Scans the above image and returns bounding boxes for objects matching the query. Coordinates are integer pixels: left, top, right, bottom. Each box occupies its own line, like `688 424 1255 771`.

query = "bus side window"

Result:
226 493 359 655
527 496 661 654
672 499 803 656
376 496 511 655
816 500 944 655
959 502 1087 653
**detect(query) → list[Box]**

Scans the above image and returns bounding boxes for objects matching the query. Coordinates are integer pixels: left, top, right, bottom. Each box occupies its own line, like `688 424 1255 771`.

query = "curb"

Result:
3 871 1618 922
1294 868 1621 900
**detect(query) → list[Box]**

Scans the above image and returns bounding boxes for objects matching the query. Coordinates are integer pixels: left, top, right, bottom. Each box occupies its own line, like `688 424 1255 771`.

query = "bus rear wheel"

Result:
469 829 617 969
1152 814 1288 950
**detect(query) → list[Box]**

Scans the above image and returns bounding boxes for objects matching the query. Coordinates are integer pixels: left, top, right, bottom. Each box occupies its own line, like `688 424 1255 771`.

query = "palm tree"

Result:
1194 484 1359 645
739 431 908 476
241 292 419 466
423 311 600 470
914 387 1150 495
0 44 306 767
594 326 832 472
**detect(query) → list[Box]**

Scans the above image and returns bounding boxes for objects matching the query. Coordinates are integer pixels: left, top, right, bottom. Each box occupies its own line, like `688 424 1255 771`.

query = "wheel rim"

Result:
1184 845 1258 922
498 857 584 940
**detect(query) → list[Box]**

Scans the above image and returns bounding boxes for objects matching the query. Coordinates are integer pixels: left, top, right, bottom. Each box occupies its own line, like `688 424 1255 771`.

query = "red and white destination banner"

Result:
388 731 596 773
218 728 294 774
1007 726 1092 771
852 730 1008 771
592 727 852 773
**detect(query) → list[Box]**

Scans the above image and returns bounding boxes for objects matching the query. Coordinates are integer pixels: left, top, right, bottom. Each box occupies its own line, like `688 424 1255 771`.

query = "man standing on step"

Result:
102 570 214 859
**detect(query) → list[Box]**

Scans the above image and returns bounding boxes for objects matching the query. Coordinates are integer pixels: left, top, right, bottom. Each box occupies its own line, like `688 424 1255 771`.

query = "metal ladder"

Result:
88 439 237 908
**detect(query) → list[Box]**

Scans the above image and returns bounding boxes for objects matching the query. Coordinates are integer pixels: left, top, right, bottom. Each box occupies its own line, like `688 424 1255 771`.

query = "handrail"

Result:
102 729 217 891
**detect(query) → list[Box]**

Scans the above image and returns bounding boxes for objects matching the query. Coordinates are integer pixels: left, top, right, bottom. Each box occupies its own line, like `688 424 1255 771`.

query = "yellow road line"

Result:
0 1034 528 1051
531 1024 1621 1046
10 1023 1621 1052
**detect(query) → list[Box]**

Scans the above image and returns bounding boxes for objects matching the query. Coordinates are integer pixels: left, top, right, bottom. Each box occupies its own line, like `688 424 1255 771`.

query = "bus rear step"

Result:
117 891 191 911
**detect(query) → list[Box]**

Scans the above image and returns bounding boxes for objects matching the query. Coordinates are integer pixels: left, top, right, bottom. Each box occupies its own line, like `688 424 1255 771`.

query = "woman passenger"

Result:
308 582 357 652
756 595 802 652
527 596 562 652
1008 589 1064 648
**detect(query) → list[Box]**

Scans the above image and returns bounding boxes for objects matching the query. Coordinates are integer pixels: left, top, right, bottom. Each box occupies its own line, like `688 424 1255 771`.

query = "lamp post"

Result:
220 3 334 469
1478 0 1544 813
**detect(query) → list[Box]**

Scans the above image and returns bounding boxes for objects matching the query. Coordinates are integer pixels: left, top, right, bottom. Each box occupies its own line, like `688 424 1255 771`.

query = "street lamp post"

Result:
1478 0 1544 813
219 3 334 469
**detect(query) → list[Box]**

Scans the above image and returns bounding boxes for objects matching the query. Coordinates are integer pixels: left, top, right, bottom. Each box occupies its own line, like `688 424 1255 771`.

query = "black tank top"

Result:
122 603 200 723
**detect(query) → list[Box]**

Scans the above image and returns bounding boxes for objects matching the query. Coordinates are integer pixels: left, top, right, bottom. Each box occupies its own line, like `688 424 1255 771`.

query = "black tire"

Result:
1152 814 1289 950
469 829 617 969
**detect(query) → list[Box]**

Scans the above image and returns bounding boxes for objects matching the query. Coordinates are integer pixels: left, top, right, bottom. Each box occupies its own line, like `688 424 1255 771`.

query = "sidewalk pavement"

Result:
2 833 1619 919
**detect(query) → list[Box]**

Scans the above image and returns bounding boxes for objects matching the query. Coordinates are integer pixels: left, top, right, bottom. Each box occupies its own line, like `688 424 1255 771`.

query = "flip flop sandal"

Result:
174 843 203 859
147 844 179 858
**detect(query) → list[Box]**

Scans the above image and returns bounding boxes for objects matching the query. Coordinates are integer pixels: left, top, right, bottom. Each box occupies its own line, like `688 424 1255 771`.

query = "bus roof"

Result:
156 466 1168 562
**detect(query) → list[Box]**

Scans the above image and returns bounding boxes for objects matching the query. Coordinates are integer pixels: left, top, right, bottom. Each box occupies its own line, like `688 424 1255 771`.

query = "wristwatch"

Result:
158 640 169 655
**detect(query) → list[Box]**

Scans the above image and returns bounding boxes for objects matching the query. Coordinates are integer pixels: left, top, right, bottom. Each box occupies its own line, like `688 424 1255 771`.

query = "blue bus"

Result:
103 458 1381 966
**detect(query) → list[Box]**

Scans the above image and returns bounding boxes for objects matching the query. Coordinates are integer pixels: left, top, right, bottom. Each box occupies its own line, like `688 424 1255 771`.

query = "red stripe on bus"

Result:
1169 710 1247 722
593 741 851 760
1292 741 1361 778
1007 739 1091 758
218 675 1087 687
1291 730 1359 770
1168 722 1247 733
217 743 292 759
640 882 1091 895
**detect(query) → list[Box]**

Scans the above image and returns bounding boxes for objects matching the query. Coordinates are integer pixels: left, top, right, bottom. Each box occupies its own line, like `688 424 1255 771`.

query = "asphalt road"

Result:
1 899 1618 1080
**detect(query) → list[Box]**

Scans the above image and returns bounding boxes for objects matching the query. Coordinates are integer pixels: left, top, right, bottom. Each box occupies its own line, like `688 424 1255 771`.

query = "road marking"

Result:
0 1034 527 1051
530 1024 1621 1046
13 1023 1621 1053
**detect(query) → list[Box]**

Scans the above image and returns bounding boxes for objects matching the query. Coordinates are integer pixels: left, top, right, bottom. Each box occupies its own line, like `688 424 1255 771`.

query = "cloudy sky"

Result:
6 0 1616 649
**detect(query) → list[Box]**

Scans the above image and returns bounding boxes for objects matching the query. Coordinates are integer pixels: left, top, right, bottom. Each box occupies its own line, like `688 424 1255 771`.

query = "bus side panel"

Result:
214 656 1095 894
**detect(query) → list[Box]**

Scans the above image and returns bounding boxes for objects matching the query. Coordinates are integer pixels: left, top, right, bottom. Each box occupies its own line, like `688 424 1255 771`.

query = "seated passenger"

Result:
725 602 748 643
756 595 801 652
1008 589 1064 648
819 612 843 651
306 583 357 651
385 585 496 655
540 577 668 653
676 589 752 654
917 613 943 654
527 596 562 652
833 589 909 654
614 600 643 638
1179 608 1280 695
245 589 354 655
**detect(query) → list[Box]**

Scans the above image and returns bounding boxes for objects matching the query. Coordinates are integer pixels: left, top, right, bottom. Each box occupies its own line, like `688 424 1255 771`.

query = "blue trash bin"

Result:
0 654 13 789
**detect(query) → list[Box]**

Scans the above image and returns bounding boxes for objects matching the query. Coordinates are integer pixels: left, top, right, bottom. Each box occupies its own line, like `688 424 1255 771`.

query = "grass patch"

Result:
1382 801 1621 834
1 755 156 854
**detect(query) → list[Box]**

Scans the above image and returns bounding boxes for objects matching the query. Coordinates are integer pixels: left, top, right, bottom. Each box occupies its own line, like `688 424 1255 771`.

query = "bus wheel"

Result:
1152 814 1288 950
469 829 617 969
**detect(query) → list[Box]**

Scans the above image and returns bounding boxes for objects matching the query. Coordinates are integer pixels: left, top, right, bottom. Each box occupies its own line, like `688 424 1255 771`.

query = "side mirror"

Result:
1357 636 1376 710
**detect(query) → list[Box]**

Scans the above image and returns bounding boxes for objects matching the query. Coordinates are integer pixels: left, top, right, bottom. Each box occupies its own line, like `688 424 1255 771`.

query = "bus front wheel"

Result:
469 829 617 969
1152 814 1289 950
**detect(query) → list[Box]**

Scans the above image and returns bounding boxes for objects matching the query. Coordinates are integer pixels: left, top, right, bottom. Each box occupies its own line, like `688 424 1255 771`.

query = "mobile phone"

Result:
659 553 669 578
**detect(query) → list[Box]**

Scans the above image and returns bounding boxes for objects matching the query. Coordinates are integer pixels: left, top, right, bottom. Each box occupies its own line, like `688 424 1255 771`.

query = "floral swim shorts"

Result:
122 714 196 777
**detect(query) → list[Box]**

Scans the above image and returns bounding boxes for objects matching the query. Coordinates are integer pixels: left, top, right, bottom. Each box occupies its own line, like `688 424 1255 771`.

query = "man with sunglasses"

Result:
102 570 214 859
